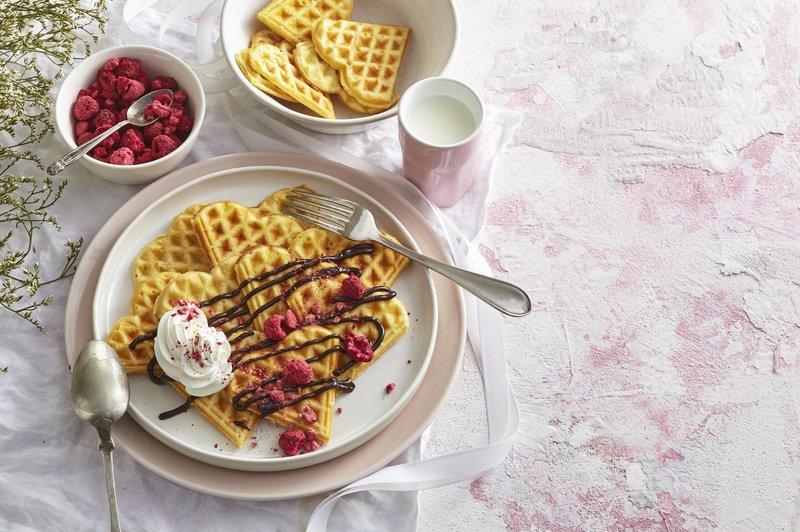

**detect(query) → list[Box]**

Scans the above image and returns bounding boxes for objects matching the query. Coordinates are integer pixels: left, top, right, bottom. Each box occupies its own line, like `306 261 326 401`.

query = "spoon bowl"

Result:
71 340 129 532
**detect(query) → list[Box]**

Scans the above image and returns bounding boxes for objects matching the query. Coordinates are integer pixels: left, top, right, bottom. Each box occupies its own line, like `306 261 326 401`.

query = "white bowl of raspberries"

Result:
54 44 206 185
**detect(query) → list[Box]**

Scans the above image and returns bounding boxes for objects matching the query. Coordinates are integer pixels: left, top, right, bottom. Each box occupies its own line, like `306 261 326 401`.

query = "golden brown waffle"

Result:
153 255 246 334
256 185 314 217
250 27 295 54
288 227 409 288
249 43 336 119
256 0 353 45
192 201 304 266
234 245 295 334
312 19 409 107
236 48 295 101
132 204 210 287
168 331 267 447
338 87 399 114
232 326 343 442
293 42 342 94
107 271 181 373
233 244 409 383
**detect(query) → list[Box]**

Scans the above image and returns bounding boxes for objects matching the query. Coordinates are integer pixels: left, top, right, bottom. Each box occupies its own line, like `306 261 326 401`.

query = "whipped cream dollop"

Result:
154 301 232 397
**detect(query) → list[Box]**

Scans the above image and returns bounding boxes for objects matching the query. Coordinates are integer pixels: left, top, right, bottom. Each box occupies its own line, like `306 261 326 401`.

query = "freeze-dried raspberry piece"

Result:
91 124 121 149
264 315 286 341
109 147 135 165
343 332 374 362
278 428 306 457
113 57 141 79
154 92 172 105
300 406 317 424
116 107 129 123
176 115 193 137
135 148 153 164
284 309 298 330
72 95 100 121
92 146 109 159
173 89 189 105
283 359 313 387
133 70 149 90
117 77 145 103
142 121 164 144
341 274 364 299
100 57 120 73
120 129 145 155
88 81 100 99
74 121 91 137
100 98 117 110
144 100 171 120
98 71 118 99
76 132 94 145
93 108 117 128
151 76 177 90
151 134 178 159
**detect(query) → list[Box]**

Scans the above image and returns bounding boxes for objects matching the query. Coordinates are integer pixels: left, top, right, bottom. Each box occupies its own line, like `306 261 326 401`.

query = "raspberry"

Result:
88 81 100 99
144 100 171 120
93 108 117 128
76 132 94 145
278 428 306 457
133 71 150 89
343 332 374 362
92 124 120 148
100 57 120 72
385 383 396 394
154 92 172 105
135 148 153 164
100 98 117 110
303 429 320 453
300 406 317 424
341 274 364 299
150 134 178 159
74 121 91 137
92 146 109 159
113 57 141 79
116 107 129 123
72 95 100 121
268 389 285 403
98 71 118 99
120 129 145 155
283 359 313 387
142 121 164 144
118 77 145 103
151 76 177 90
263 314 286 341
284 309 298 330
109 147 135 165
173 89 189 105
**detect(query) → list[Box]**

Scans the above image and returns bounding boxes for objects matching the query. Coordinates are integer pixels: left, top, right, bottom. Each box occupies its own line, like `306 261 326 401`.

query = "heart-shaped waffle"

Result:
312 19 409 107
288 227 409 288
107 271 181 373
132 204 210 287
256 0 353 45
248 43 336 119
231 325 345 442
192 201 304 266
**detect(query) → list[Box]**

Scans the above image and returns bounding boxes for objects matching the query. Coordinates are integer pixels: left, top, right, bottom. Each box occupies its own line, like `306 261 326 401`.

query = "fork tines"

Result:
283 189 353 232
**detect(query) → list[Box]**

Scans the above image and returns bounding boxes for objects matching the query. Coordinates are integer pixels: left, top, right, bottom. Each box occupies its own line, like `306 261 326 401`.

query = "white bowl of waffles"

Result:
220 0 457 134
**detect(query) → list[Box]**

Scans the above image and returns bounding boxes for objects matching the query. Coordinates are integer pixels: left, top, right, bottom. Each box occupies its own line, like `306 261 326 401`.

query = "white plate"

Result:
92 165 437 471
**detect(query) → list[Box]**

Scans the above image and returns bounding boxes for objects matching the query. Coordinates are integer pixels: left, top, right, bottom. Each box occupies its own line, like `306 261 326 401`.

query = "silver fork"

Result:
283 189 531 317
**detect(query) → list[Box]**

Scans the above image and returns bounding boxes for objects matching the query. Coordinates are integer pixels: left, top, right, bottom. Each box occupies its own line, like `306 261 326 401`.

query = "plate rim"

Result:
91 164 439 471
65 152 466 500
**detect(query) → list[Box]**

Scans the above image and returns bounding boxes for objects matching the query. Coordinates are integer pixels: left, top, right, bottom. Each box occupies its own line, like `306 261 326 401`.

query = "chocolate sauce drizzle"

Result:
135 243 396 421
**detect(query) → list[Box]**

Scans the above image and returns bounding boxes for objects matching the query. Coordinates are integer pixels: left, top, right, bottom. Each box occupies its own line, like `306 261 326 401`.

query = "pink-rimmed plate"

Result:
65 152 465 499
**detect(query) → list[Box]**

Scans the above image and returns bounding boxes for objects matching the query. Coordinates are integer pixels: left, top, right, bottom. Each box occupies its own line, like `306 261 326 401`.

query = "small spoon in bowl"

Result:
71 340 130 532
47 88 174 176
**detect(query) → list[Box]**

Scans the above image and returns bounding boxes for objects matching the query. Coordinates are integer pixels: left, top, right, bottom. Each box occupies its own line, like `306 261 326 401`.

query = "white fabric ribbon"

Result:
121 2 521 529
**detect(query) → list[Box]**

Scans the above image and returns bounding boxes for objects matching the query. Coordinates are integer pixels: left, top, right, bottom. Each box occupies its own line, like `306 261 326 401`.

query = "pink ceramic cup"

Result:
398 78 485 208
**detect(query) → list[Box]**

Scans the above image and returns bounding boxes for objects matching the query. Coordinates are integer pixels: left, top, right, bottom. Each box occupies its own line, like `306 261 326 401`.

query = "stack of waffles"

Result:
106 187 410 449
236 0 410 118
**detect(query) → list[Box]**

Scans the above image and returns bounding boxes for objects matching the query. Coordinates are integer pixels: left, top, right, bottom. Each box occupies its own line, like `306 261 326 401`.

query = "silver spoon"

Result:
71 340 130 532
48 88 174 175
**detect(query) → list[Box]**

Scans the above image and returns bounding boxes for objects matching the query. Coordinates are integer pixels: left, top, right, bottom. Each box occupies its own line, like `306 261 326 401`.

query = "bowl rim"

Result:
219 0 459 127
54 43 207 171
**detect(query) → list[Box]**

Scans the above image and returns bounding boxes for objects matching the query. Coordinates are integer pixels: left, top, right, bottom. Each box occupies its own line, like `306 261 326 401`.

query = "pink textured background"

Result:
419 0 800 530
